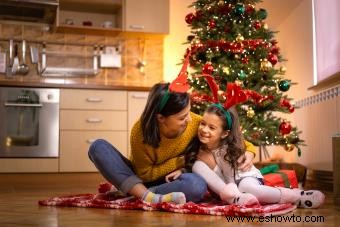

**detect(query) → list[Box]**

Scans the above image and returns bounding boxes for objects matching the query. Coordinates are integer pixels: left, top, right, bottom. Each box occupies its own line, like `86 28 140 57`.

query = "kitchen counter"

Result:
0 76 153 91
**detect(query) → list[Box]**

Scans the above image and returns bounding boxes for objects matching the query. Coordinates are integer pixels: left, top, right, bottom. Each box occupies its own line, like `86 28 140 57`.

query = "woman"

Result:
88 82 256 204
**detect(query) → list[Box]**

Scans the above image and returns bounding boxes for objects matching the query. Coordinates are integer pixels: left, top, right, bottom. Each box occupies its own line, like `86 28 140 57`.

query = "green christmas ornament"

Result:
238 70 247 80
234 3 245 15
258 8 267 20
278 80 291 92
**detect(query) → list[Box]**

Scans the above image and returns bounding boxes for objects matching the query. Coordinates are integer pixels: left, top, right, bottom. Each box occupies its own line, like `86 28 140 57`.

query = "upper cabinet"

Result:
57 0 123 34
124 0 169 34
57 0 169 35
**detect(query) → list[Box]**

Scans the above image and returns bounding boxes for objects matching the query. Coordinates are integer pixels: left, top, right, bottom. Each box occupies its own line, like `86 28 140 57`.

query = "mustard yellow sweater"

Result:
129 112 256 182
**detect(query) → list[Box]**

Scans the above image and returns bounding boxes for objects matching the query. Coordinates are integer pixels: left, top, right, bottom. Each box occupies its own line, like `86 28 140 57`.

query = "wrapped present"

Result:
262 169 298 188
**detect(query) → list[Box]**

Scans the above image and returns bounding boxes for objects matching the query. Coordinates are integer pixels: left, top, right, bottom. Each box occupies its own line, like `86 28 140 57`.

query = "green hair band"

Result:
159 89 170 112
212 103 232 130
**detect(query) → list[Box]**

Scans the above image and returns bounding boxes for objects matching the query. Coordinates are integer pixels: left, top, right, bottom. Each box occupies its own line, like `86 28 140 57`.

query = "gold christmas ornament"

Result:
223 67 230 75
280 66 287 73
284 143 295 152
260 59 273 72
218 0 225 6
262 23 269 30
247 107 255 118
236 34 244 42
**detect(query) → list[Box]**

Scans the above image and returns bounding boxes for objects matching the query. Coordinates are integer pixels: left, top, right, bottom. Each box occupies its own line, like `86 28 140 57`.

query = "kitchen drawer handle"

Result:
86 97 103 103
5 102 43 108
132 94 148 99
129 25 145 30
86 118 102 123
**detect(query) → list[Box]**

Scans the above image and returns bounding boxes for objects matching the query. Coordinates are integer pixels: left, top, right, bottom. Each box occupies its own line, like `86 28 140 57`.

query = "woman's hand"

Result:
197 150 216 170
165 169 182 182
237 151 255 171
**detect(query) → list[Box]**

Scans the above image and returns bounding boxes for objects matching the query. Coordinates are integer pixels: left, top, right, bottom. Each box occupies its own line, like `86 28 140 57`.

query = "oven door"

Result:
0 87 59 158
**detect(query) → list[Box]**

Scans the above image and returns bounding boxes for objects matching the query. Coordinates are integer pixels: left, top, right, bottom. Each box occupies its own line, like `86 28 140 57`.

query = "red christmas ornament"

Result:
279 121 292 135
246 4 255 14
268 53 278 65
185 13 195 24
280 99 290 107
270 45 280 55
202 63 214 74
253 21 261 29
208 19 216 29
288 106 295 113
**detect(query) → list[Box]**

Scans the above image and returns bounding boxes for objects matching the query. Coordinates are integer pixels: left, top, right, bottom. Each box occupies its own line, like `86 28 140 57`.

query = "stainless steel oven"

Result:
0 87 59 157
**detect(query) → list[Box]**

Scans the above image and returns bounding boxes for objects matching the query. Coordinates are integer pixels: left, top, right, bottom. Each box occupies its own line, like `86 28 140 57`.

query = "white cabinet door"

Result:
127 91 148 155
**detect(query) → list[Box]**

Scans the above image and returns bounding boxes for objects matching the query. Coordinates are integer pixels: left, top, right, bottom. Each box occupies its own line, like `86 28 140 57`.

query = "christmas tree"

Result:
183 0 304 159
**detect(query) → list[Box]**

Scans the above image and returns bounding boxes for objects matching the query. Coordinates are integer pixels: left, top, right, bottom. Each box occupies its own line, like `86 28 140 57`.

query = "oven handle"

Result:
4 102 43 107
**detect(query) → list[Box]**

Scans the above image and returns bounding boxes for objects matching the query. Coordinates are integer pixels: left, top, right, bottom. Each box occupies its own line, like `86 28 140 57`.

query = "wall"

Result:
164 0 192 82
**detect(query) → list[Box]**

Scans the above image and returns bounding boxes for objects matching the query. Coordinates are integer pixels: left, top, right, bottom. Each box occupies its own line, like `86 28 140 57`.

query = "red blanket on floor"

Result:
39 183 297 217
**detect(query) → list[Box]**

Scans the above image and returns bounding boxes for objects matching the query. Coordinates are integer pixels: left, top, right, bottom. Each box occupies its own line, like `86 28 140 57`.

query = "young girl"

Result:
186 104 325 208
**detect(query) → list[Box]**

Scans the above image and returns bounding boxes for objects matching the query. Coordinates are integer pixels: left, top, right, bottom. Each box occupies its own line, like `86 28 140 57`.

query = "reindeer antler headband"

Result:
198 74 262 130
159 51 191 112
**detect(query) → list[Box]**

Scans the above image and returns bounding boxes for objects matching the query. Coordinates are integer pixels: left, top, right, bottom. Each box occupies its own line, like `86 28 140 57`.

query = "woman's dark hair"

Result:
140 82 190 148
184 105 245 171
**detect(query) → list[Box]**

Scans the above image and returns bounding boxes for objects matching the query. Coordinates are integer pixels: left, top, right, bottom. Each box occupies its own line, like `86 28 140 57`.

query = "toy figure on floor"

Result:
185 78 325 208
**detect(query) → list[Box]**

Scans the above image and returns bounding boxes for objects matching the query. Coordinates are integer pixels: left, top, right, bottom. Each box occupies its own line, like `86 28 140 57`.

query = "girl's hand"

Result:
238 151 255 171
165 169 182 182
197 150 216 170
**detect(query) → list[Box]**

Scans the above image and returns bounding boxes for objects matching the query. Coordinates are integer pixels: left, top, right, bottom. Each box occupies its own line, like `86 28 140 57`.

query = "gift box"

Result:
262 169 299 188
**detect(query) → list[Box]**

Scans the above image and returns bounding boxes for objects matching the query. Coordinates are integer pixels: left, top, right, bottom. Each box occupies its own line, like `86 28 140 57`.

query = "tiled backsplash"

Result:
0 23 163 87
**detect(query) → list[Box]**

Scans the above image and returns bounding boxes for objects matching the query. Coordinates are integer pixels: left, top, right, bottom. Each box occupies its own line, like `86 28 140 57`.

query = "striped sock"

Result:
142 190 186 204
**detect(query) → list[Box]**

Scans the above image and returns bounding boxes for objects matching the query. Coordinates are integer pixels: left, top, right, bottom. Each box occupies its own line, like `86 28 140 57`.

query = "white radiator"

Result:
293 85 340 171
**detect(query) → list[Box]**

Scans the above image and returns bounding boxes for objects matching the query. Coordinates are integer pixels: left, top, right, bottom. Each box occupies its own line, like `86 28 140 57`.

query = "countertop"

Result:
0 76 153 91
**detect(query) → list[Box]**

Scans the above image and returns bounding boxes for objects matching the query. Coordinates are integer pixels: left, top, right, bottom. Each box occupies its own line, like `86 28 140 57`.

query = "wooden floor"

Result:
0 173 339 227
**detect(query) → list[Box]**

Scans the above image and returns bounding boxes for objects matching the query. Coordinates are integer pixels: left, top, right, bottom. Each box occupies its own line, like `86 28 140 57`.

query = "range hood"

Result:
0 0 58 24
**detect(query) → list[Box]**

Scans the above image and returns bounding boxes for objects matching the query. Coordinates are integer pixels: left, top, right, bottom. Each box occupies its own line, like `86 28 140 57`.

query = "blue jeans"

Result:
88 139 207 202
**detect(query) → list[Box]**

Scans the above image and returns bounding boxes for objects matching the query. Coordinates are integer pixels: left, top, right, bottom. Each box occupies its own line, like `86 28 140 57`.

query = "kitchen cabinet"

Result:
124 0 169 34
127 91 148 154
0 159 59 173
59 89 128 172
57 0 169 35
57 0 123 34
